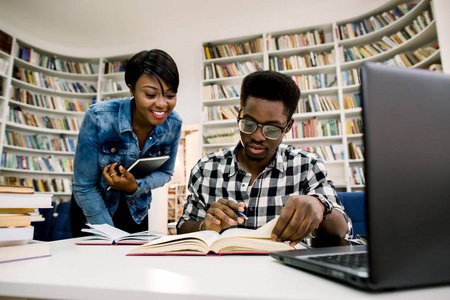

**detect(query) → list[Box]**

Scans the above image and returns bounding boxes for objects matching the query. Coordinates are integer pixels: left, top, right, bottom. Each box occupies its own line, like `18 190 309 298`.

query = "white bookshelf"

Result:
0 32 133 200
200 0 442 192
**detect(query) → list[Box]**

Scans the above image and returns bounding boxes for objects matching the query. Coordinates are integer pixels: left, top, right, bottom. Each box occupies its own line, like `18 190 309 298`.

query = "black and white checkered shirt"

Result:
177 143 353 239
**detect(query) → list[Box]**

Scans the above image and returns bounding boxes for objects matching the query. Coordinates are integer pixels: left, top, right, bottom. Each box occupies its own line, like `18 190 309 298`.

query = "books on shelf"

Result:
13 67 97 93
0 240 51 263
266 29 325 51
76 223 163 245
269 50 335 71
127 217 297 256
0 57 9 75
202 83 239 100
203 128 239 144
16 44 95 74
203 60 263 80
12 87 91 112
203 38 263 60
337 3 416 40
0 30 13 54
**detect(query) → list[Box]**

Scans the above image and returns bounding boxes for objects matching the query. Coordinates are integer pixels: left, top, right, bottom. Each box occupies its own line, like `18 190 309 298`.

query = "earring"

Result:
130 95 134 100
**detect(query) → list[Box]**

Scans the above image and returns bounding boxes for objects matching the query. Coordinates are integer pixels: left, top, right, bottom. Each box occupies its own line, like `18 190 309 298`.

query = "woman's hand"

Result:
103 163 138 194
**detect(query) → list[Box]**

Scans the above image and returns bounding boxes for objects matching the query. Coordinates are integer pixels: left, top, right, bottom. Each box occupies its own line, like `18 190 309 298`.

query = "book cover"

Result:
76 223 163 245
127 217 298 256
126 155 170 179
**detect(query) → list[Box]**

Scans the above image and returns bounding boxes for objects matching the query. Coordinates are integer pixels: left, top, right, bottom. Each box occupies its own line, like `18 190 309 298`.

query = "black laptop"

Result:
270 62 450 290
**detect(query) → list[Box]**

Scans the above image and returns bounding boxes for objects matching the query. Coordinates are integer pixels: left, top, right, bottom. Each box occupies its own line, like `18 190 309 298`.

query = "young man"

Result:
177 71 352 246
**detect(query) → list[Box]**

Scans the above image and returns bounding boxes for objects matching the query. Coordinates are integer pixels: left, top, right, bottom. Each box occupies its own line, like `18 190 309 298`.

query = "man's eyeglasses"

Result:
237 117 290 140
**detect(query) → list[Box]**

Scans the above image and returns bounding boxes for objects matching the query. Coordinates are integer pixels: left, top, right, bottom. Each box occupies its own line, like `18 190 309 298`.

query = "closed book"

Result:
0 226 34 246
0 214 31 227
0 192 52 208
0 185 34 194
0 241 50 263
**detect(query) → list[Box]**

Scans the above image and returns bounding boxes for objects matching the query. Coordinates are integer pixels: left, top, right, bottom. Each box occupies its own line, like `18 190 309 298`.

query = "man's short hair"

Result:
240 71 301 118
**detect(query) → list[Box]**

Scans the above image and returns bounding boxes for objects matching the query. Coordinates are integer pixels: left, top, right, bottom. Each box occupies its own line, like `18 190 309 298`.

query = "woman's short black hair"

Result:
240 70 300 118
125 49 179 95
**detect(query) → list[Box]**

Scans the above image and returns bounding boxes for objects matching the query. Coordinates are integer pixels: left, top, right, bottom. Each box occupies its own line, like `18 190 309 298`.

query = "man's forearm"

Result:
178 220 202 234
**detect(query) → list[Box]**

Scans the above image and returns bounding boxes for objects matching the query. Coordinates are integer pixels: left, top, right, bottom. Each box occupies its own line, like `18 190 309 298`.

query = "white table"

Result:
0 238 449 300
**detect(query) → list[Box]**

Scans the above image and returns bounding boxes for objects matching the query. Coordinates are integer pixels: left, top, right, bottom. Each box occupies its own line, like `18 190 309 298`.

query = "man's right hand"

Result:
201 198 246 232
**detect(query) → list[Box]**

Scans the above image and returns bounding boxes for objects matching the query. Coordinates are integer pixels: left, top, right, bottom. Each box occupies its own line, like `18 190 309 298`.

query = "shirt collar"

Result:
227 143 286 178
118 98 133 133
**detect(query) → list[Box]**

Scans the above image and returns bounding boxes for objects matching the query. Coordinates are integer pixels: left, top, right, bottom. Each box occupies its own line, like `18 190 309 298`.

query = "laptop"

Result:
270 62 450 291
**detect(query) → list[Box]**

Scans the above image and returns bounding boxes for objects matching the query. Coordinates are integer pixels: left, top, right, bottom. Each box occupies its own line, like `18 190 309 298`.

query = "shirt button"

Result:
138 215 142 220
111 147 116 153
131 201 136 206
149 137 152 140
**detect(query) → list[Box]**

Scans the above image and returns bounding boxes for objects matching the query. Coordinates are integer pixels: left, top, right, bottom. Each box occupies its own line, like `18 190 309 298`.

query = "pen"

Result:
236 210 248 220
226 198 248 220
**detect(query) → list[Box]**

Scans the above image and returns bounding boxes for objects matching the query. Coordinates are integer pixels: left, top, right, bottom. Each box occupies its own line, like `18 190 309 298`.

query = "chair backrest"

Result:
50 201 73 240
33 201 56 241
336 192 366 237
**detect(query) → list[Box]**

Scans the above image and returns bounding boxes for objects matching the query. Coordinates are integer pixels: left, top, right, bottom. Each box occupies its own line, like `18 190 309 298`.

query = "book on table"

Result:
0 185 34 194
0 226 34 247
0 192 53 208
76 223 163 245
0 240 50 263
127 217 299 256
0 213 31 227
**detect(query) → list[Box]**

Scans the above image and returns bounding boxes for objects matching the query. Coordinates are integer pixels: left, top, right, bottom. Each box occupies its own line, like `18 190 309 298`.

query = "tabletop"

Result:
0 238 449 300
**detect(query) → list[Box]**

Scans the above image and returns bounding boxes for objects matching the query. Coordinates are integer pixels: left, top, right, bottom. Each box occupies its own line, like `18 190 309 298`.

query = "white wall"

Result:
0 0 393 127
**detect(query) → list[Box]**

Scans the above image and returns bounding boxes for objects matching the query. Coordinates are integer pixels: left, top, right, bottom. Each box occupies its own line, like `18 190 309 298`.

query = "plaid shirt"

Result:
177 143 353 238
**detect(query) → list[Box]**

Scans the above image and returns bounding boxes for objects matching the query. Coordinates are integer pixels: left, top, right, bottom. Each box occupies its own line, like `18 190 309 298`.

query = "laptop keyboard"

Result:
309 253 368 269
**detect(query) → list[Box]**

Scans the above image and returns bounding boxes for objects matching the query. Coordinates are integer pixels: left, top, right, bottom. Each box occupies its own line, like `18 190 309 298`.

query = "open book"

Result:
127 217 300 256
76 223 163 245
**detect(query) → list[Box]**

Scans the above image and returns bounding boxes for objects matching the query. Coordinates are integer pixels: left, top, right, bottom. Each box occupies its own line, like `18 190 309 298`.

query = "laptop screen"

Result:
361 62 450 289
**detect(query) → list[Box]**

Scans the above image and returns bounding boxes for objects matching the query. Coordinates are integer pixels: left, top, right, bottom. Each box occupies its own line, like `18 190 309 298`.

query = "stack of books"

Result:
0 184 52 263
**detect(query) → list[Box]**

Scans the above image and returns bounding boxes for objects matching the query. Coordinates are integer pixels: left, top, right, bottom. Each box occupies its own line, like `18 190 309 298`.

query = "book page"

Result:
82 223 130 241
128 230 221 254
218 216 279 239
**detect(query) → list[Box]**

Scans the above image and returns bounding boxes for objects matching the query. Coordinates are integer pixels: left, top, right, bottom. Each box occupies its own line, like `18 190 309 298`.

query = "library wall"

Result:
0 0 392 126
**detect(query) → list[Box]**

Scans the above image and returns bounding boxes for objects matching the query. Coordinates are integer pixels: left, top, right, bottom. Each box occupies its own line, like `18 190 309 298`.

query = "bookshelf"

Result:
167 183 186 235
0 30 134 201
200 0 442 192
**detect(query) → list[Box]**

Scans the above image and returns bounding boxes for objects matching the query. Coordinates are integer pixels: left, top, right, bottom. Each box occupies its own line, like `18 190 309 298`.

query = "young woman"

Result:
70 49 182 236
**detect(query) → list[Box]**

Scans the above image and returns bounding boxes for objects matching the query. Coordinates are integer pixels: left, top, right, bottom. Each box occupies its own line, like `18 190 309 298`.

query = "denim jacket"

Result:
72 97 182 225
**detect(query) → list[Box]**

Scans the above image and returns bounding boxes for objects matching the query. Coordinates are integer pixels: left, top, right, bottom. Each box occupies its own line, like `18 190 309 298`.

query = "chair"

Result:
33 201 56 241
50 201 73 240
336 192 366 237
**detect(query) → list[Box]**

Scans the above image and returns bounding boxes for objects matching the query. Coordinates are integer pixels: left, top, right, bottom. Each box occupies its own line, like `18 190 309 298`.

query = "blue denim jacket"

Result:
72 97 182 225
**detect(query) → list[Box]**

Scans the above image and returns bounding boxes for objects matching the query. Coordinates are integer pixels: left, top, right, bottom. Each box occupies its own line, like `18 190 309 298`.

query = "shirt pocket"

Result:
147 144 171 157
99 141 128 168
